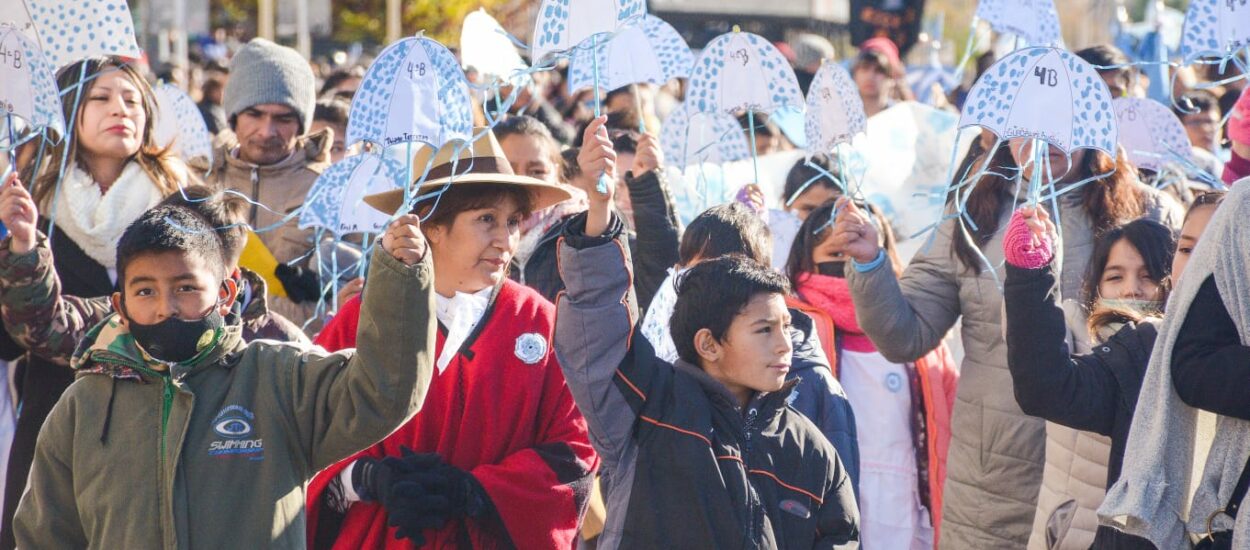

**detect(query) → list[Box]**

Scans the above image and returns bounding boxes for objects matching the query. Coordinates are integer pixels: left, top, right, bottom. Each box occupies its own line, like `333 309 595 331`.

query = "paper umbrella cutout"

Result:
346 34 473 150
685 29 804 116
300 153 407 235
566 14 693 93
529 0 646 65
975 0 1064 48
960 47 1117 156
460 9 526 83
804 61 867 154
661 101 751 170
153 83 212 161
1179 0 1250 64
0 24 63 139
4 0 140 69
1112 97 1192 173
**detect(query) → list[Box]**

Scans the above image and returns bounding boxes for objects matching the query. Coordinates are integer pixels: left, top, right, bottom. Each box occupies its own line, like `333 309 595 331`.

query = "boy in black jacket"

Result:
552 122 859 549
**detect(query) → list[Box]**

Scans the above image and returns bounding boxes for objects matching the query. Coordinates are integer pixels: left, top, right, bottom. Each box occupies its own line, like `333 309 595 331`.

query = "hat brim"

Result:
364 173 576 217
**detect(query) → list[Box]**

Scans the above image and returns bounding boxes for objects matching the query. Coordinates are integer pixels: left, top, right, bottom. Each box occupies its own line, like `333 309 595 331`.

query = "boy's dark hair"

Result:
116 205 228 286
782 154 842 204
158 186 249 266
313 98 351 127
679 203 772 266
494 114 557 143
1082 217 1175 310
670 255 790 366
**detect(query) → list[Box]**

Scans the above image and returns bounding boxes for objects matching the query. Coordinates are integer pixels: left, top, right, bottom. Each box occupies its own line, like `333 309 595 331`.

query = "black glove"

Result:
383 450 490 544
351 450 442 508
273 262 322 303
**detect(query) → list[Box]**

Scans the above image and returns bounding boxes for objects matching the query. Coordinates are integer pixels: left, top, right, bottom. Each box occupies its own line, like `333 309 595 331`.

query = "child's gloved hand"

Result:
1003 206 1056 269
381 214 427 266
0 172 38 254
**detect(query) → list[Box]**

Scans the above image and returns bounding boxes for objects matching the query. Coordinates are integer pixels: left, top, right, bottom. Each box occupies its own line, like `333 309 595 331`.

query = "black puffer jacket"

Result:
1003 262 1158 550
554 212 859 549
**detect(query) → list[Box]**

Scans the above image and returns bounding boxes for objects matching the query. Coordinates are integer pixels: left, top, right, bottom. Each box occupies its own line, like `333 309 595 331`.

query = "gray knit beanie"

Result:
793 33 835 70
223 38 316 132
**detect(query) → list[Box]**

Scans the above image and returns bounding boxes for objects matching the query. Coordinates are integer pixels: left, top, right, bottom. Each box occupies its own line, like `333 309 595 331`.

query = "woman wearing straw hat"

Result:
305 130 597 549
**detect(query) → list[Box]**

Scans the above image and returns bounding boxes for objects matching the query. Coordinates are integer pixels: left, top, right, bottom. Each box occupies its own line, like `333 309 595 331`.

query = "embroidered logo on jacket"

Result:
779 499 811 519
208 405 264 461
514 332 547 364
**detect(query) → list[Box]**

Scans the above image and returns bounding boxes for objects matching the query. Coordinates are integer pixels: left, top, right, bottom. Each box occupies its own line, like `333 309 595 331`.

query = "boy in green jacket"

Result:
12 204 436 549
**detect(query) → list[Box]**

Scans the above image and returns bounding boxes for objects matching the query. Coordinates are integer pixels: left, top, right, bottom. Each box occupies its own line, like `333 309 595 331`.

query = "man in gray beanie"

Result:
792 33 835 94
205 38 333 331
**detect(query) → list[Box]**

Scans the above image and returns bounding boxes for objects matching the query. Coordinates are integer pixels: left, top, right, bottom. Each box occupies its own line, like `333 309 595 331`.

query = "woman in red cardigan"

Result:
306 131 598 549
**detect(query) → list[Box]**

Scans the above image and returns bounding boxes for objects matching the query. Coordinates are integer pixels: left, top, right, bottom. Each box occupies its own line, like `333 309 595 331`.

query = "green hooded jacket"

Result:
13 247 435 549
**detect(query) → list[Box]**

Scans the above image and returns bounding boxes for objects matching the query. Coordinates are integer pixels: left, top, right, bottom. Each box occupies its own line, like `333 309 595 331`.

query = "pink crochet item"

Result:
1003 209 1053 269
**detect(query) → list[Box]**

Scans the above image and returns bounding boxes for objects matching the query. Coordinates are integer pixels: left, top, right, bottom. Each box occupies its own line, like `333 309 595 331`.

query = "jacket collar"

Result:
211 128 332 175
72 313 246 381
671 360 799 421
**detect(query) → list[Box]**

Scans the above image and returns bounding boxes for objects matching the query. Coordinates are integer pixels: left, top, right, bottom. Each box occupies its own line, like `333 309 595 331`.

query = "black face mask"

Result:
816 261 846 278
123 295 227 364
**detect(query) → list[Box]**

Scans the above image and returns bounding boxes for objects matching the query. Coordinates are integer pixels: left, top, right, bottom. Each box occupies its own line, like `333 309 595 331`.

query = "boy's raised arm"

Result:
554 208 640 466
287 214 436 471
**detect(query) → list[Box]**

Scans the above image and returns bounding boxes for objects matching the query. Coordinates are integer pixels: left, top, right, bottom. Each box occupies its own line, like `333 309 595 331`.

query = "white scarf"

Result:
51 162 166 270
434 287 492 373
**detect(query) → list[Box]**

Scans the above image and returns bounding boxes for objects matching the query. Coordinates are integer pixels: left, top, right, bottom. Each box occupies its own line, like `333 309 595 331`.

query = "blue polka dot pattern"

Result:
22 0 140 69
153 83 212 161
0 25 64 138
959 46 1117 156
345 35 473 150
686 30 804 116
975 0 1064 48
301 153 406 235
660 100 751 169
804 61 867 154
566 14 692 93
1179 0 1250 64
530 0 647 64
1112 97 1193 172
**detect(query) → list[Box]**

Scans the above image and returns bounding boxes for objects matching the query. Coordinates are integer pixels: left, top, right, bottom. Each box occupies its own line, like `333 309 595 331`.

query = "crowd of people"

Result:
0 24 1247 550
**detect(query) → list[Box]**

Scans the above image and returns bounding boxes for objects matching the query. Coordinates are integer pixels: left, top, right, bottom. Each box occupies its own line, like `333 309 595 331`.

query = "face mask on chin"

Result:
815 261 846 278
1097 297 1164 316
